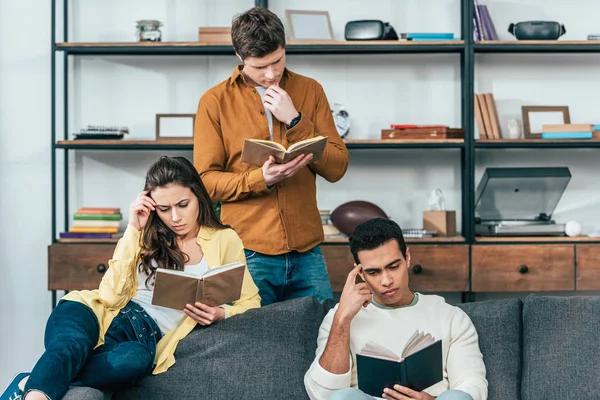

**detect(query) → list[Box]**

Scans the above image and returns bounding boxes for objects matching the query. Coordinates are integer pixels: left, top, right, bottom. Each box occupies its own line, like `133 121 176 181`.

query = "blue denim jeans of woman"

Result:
330 387 474 400
244 245 333 305
24 299 162 400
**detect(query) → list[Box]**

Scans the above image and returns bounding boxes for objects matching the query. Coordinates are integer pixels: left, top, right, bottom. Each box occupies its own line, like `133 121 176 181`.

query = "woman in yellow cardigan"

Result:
3 156 261 400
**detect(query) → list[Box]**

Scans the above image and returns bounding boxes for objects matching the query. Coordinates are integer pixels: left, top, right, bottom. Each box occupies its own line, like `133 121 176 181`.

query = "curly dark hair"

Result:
138 156 228 286
231 7 286 60
349 218 407 264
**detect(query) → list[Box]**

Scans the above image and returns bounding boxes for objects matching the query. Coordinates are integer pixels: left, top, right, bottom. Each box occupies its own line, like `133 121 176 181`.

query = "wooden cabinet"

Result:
471 244 575 292
48 243 114 290
321 243 469 293
576 244 600 291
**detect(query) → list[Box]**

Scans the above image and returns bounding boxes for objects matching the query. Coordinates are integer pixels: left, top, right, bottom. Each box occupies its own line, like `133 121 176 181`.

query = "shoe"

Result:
0 372 29 400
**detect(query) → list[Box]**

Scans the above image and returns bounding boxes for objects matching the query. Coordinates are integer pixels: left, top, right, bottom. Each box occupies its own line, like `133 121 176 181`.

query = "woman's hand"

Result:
184 302 225 326
129 190 156 231
382 385 435 400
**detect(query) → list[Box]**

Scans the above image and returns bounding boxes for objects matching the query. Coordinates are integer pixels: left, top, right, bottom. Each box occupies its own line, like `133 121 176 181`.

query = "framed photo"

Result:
285 10 334 41
155 114 195 140
521 106 570 139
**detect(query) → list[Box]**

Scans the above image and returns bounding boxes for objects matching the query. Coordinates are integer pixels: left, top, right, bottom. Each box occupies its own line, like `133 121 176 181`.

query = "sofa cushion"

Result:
457 298 523 400
522 295 600 400
63 387 111 400
115 296 326 400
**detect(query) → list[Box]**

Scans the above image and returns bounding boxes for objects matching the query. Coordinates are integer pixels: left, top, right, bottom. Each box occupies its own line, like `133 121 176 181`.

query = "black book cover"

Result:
356 340 443 397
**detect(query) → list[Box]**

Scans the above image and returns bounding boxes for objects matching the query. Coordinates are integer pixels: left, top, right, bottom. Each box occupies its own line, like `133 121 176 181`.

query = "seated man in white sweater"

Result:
304 218 488 400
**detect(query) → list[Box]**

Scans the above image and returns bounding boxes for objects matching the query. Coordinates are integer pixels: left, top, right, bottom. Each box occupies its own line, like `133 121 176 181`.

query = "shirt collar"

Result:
371 292 419 310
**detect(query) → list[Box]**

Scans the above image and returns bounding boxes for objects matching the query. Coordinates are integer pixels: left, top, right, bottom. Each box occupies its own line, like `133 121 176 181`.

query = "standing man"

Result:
194 7 349 305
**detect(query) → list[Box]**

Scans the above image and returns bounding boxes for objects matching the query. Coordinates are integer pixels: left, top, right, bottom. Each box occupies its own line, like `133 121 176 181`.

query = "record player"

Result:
474 167 571 236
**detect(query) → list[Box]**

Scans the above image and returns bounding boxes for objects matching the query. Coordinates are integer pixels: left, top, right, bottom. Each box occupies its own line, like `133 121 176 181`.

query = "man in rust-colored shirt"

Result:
194 7 349 305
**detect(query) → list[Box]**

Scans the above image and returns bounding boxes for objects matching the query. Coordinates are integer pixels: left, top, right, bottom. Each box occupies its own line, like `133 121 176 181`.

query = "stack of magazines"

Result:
73 125 129 140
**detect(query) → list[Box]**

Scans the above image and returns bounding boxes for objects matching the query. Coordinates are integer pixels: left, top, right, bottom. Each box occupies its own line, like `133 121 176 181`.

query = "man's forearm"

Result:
318 313 352 374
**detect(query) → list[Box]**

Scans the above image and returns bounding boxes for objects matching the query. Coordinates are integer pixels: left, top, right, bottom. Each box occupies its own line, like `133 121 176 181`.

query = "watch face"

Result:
331 103 350 138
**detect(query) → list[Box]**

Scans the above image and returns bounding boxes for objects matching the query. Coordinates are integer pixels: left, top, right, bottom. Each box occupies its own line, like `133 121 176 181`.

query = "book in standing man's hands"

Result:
355 330 443 396
240 135 328 167
151 262 245 310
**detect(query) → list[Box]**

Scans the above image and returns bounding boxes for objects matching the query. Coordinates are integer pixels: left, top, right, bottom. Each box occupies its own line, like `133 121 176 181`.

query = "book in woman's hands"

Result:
151 262 245 310
240 135 328 167
356 330 443 396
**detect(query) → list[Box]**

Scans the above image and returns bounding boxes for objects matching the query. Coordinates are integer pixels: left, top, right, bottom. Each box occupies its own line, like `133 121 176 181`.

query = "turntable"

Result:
474 167 571 236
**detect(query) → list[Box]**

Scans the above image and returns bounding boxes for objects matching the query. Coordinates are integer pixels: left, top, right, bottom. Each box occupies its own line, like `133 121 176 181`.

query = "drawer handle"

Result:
97 263 107 273
519 265 529 274
412 264 423 274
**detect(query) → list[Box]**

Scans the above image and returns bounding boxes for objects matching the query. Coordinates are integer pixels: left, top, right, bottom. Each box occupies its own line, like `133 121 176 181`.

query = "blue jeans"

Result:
244 245 333 306
331 388 473 400
25 300 162 400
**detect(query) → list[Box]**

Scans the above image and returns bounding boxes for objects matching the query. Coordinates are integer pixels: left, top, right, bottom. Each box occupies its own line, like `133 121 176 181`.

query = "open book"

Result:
151 262 245 310
240 135 328 167
356 330 443 396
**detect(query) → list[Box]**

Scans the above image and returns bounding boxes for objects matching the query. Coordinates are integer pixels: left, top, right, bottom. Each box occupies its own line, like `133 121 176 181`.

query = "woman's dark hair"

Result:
138 156 228 284
349 218 407 264
231 7 286 60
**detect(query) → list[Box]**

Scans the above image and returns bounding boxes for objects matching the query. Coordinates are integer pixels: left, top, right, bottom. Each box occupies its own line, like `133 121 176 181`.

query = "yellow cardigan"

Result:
62 224 261 374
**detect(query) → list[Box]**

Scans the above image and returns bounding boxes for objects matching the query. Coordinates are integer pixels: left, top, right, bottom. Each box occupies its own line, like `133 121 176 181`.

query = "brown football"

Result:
330 201 388 236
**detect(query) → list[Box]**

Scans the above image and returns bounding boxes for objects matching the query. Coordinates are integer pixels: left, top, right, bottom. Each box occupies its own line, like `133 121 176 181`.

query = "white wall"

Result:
2 0 600 386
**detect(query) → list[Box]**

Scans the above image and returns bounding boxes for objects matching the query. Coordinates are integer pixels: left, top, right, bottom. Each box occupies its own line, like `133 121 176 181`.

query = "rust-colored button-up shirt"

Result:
194 66 349 255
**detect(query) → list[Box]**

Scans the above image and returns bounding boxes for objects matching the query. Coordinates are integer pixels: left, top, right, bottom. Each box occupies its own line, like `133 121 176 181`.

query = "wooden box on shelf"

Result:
48 243 114 290
423 211 456 237
198 27 232 44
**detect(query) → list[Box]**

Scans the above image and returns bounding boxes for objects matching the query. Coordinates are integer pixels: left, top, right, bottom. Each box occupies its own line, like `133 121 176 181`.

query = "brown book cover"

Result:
151 262 245 310
477 93 495 139
474 94 488 139
484 93 502 139
240 136 328 167
542 124 594 132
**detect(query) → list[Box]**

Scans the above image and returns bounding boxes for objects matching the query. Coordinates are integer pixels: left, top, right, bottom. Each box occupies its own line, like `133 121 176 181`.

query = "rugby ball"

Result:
330 201 387 236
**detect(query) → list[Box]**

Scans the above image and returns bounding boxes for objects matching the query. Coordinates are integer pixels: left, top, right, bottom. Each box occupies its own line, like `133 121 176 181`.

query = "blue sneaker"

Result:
0 372 29 400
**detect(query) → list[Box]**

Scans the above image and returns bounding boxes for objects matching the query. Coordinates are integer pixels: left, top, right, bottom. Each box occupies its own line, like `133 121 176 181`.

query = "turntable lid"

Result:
475 167 571 221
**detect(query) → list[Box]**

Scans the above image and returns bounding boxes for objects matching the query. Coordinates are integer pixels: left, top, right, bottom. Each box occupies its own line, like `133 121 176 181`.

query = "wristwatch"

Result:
286 112 302 130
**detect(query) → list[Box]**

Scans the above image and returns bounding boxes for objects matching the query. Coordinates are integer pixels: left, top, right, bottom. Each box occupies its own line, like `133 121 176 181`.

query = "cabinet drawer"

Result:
322 244 354 292
576 244 600 291
409 245 469 292
472 245 575 292
322 244 469 293
48 244 116 290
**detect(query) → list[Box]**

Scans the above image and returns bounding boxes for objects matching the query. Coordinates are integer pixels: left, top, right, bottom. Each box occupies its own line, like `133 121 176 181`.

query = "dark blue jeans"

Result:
25 299 162 400
244 245 333 306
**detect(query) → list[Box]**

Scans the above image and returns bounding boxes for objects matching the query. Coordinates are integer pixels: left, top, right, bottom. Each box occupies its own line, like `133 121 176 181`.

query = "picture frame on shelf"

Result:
285 10 335 41
155 114 195 140
521 106 570 139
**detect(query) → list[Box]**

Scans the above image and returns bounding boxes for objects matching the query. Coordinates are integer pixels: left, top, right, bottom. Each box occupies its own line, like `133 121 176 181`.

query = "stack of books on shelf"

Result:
474 93 502 139
541 124 600 140
473 0 498 40
59 207 123 240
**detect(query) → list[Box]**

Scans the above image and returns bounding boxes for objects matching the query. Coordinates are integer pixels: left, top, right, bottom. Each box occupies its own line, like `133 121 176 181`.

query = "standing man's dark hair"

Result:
350 218 408 264
231 7 286 59
194 5 349 306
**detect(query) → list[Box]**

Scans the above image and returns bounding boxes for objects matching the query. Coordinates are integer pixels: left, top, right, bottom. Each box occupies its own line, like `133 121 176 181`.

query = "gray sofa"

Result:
66 294 600 400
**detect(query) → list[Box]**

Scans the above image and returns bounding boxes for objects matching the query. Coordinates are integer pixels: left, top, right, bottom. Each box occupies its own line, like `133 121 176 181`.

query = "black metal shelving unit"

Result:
51 0 600 304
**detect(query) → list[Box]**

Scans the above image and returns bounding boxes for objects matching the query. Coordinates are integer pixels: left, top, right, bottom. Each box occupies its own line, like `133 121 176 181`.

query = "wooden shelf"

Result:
475 139 600 148
54 40 465 55
324 236 465 244
475 236 600 243
55 138 464 150
475 40 600 53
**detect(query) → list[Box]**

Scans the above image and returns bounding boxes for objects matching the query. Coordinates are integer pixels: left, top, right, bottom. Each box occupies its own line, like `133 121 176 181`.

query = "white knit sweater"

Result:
304 294 488 400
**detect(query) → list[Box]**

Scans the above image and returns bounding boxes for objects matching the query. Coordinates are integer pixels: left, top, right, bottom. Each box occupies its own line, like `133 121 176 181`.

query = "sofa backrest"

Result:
458 298 523 400
115 296 326 400
521 294 600 400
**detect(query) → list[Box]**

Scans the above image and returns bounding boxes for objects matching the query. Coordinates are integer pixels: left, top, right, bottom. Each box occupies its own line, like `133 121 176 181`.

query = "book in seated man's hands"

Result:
356 330 443 396
240 135 328 167
151 262 245 310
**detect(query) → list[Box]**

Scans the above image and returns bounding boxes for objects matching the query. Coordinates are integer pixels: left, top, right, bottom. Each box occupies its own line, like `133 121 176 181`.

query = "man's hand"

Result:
262 154 313 186
382 385 435 400
335 264 372 324
263 84 299 125
184 302 225 326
